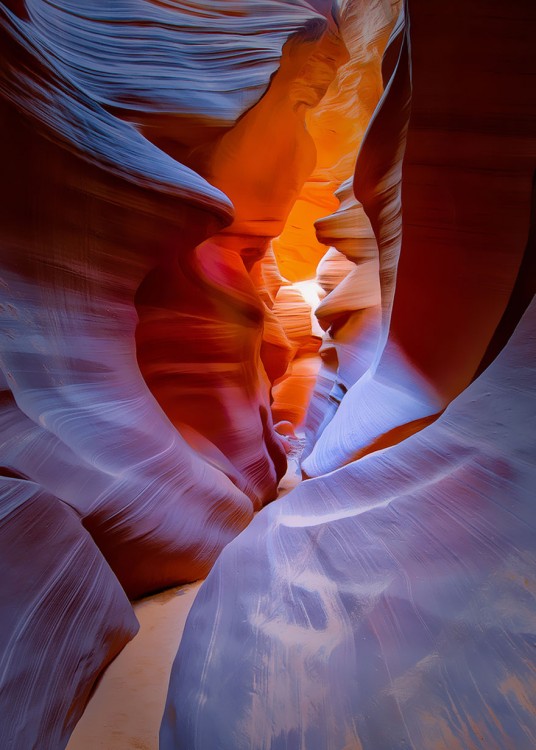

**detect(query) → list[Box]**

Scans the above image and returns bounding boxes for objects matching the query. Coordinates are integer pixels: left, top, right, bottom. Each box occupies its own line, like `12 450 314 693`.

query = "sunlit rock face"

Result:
269 0 400 438
273 0 399 283
303 0 536 475
0 0 344 743
162 0 536 747
270 283 323 427
162 299 536 750
136 12 348 504
0 0 344 590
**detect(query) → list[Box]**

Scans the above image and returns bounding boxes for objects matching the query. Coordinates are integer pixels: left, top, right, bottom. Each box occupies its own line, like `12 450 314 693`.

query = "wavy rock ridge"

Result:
162 0 536 747
163 296 536 750
0 0 345 746
1 0 535 747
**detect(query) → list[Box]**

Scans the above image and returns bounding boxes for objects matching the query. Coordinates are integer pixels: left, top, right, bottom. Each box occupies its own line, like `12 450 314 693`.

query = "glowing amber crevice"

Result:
136 22 349 500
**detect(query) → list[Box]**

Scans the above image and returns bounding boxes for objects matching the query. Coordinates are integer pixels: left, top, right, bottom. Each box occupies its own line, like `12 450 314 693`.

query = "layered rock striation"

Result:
162 0 536 747
1 0 535 747
0 0 345 745
163 296 536 750
303 0 536 475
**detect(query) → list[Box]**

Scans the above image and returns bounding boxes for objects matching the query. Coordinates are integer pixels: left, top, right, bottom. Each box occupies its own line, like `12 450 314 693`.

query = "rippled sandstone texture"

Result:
0 476 139 750
2 0 535 747
162 0 536 747
163 297 536 750
136 13 348 504
263 0 400 434
303 0 536 475
300 0 400 455
273 0 400 283
0 0 348 582
0 0 344 745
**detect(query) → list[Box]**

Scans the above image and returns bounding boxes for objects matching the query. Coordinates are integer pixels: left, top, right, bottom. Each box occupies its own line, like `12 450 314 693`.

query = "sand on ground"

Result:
66 581 201 750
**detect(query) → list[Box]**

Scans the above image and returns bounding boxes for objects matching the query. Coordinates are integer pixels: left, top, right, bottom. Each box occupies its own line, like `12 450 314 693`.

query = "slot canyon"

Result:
1 0 535 748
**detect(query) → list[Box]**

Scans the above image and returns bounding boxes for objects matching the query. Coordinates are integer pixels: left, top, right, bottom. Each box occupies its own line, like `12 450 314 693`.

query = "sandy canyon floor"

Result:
67 446 303 750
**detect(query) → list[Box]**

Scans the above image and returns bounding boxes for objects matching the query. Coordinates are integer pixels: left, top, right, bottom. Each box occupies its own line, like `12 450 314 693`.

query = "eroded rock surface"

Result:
0 476 138 750
1 0 535 747
161 0 536 747
162 296 536 750
0 1 344 745
303 0 536 475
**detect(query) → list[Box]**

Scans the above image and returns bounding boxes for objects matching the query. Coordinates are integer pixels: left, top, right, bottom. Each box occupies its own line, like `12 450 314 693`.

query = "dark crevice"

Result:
474 169 536 379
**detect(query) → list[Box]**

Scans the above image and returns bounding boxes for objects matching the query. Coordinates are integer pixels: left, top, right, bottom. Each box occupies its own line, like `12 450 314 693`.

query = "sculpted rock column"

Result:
0 0 343 596
304 0 536 475
301 0 401 458
136 12 349 505
0 2 348 744
162 297 536 750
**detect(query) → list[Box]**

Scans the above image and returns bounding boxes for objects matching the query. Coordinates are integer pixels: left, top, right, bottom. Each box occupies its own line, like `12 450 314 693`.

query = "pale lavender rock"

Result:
161 298 536 750
0 0 335 596
0 477 138 750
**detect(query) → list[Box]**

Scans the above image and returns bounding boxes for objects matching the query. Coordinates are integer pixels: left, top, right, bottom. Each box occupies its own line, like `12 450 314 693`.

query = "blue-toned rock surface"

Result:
162 297 536 750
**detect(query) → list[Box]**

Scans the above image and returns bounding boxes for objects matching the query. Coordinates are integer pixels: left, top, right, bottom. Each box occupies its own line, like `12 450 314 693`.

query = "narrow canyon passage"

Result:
66 450 306 750
68 11 363 739
1 1 535 749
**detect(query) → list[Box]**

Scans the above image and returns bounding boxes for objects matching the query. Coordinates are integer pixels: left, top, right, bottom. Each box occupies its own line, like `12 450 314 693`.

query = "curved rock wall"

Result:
303 0 536 475
163 296 536 750
0 0 344 591
302 0 401 456
162 0 536 747
273 0 400 282
1 0 535 746
0 475 138 750
135 14 348 503
0 0 344 744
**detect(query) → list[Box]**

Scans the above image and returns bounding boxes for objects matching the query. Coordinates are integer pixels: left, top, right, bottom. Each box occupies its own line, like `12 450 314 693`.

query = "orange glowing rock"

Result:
272 353 323 427
304 0 536 476
273 0 400 283
164 297 536 750
136 15 348 502
270 283 323 426
272 187 340 282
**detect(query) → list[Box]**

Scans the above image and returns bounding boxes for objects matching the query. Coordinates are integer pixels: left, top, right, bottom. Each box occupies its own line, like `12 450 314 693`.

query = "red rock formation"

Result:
303 0 536 475
0 1 345 743
270 283 323 426
163 297 536 750
136 17 348 503
0 0 347 589
162 0 536 747
273 0 400 282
